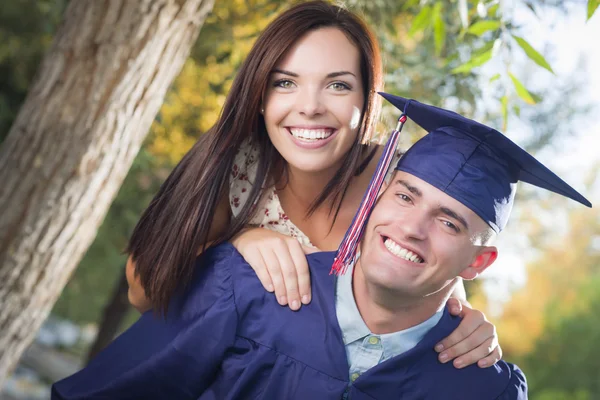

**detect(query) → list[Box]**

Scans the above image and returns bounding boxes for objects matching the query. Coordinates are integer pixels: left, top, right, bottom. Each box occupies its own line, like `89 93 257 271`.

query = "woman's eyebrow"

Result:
270 69 357 79
271 69 298 77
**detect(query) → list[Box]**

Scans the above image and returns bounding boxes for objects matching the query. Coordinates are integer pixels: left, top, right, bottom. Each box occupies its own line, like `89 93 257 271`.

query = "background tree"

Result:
0 0 216 385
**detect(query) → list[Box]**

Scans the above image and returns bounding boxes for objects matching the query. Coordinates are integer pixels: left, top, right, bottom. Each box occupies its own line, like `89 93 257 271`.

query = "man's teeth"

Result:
384 238 423 263
289 128 333 140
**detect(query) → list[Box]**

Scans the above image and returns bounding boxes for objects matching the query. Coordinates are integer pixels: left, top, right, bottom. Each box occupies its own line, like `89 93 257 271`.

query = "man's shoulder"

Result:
496 361 528 399
397 311 527 399
200 242 243 267
168 243 241 318
404 349 527 399
422 337 527 398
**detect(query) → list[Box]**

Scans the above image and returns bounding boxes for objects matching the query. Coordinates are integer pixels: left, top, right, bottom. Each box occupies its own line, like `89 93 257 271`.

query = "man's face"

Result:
359 171 496 299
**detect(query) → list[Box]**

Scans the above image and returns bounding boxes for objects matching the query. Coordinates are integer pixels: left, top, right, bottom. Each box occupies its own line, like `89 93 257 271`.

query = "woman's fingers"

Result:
274 239 302 310
445 297 463 315
260 246 288 306
435 307 500 368
244 247 274 293
289 243 312 305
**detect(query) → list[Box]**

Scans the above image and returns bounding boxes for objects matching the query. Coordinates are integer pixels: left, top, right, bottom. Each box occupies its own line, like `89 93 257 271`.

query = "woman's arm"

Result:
126 186 231 313
436 279 502 369
231 227 318 312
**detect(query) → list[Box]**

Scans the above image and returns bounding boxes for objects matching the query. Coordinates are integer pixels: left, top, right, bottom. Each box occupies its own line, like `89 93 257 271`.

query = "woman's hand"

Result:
125 256 153 314
231 227 317 311
435 298 502 369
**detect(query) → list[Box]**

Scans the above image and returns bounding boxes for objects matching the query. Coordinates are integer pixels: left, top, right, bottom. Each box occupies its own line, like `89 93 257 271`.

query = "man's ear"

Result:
459 246 498 280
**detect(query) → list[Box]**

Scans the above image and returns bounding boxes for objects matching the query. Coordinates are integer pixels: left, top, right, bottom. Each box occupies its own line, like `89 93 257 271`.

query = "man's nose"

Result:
397 211 428 241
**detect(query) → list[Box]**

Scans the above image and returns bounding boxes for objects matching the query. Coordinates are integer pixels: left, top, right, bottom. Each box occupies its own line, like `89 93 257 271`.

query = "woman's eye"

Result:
329 82 351 91
274 79 295 89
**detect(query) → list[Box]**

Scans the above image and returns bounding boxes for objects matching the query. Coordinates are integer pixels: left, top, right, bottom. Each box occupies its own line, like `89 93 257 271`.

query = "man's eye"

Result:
442 220 459 233
397 193 412 203
274 79 294 89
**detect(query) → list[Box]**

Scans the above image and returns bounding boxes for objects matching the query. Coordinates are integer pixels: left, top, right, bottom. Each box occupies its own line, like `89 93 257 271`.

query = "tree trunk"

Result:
0 0 215 386
86 268 131 364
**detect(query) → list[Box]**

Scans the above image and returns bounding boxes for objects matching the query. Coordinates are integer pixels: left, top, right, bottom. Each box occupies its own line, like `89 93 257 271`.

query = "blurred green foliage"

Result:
494 204 600 399
0 0 68 140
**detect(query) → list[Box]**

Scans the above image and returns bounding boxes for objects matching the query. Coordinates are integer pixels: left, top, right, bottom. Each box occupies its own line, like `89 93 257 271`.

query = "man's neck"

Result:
351 261 452 335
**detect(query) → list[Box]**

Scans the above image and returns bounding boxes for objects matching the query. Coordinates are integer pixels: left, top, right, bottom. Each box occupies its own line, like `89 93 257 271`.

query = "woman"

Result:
126 0 500 368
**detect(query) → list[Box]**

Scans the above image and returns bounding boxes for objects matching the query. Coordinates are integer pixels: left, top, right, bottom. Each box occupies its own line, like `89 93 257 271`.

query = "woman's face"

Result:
263 27 365 175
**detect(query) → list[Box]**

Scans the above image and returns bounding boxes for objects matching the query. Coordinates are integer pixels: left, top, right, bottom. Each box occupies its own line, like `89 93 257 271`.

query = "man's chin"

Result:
365 270 419 296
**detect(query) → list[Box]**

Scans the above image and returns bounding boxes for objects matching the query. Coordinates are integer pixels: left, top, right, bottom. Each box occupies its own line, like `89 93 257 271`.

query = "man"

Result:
52 94 590 399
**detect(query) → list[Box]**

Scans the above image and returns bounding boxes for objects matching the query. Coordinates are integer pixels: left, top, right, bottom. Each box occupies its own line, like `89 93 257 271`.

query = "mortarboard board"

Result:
379 92 591 233
331 92 592 275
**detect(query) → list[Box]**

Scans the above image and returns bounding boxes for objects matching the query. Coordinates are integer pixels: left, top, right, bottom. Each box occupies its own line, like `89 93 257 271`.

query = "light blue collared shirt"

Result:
335 260 443 383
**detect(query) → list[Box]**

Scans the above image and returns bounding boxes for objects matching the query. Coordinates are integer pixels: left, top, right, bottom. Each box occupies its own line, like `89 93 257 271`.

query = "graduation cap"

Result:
330 92 592 275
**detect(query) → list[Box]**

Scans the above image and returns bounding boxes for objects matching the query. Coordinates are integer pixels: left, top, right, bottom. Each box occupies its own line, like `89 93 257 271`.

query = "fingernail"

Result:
439 353 448 362
479 360 488 367
291 300 299 310
279 296 287 305
435 344 444 352
455 359 464 368
301 295 310 304
267 284 274 292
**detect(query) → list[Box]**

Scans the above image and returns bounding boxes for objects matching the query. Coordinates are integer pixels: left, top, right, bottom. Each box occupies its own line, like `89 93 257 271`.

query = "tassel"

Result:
330 114 408 275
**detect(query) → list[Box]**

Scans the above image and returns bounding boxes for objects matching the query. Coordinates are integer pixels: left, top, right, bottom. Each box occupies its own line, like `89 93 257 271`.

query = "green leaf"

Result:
501 95 508 131
489 73 501 83
432 3 446 55
488 3 500 16
531 92 543 104
508 72 537 105
409 6 432 37
472 39 495 57
467 20 501 36
512 35 554 74
588 0 600 20
513 104 521 117
451 48 493 74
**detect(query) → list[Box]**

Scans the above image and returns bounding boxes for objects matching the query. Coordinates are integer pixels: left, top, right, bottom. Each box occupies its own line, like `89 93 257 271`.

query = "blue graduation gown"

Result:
52 243 527 399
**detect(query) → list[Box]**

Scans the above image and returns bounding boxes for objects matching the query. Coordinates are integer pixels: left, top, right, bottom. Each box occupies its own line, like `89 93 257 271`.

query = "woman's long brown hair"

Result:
127 0 383 314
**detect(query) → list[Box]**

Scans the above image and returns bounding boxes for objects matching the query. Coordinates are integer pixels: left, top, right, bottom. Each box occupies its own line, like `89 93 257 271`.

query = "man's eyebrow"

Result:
439 207 469 230
270 70 357 79
395 179 422 197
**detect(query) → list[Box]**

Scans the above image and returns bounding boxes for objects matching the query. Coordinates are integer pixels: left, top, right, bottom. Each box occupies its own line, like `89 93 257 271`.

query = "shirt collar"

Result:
336 252 370 345
335 254 444 357
379 309 443 361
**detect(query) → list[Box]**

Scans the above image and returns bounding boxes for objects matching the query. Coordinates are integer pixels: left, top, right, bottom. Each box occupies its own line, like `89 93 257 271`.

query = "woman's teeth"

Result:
289 128 333 141
384 238 423 263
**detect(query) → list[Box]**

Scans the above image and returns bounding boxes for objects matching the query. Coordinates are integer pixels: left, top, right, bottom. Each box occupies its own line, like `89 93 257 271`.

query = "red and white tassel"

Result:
330 114 408 276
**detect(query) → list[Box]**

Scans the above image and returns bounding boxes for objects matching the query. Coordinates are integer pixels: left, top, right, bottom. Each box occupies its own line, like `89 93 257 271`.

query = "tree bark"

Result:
0 0 215 386
86 268 131 364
